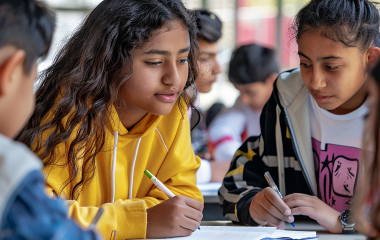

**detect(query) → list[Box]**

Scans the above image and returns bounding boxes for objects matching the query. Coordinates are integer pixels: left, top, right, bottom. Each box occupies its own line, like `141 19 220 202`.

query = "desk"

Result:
198 182 221 203
201 221 366 240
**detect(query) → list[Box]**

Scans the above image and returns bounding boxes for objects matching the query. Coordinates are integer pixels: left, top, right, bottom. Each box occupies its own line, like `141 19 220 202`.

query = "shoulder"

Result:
0 136 42 222
1 170 99 240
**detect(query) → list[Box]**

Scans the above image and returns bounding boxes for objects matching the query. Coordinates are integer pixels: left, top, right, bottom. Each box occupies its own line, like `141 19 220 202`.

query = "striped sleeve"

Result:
218 135 270 225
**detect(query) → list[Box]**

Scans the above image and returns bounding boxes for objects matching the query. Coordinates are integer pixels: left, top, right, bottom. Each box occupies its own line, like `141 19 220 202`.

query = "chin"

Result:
317 102 340 111
196 83 213 93
149 104 177 116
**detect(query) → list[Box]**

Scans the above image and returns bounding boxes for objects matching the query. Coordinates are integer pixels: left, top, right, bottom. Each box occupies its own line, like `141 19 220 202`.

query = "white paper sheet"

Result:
141 226 317 240
143 226 276 240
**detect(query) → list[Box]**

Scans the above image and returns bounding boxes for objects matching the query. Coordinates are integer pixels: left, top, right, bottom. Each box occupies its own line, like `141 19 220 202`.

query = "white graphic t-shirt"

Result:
309 94 369 212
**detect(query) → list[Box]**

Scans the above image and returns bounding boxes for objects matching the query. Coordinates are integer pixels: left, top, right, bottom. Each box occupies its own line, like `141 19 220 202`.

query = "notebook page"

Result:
143 226 276 240
259 229 317 239
198 226 276 233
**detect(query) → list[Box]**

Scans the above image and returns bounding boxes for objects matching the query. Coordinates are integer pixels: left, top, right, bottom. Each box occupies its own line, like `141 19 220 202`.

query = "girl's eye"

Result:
178 58 189 64
300 63 311 68
145 61 162 66
325 65 339 71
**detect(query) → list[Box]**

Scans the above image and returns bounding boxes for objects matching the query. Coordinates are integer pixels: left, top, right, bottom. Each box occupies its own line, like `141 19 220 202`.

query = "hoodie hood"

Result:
107 105 163 139
274 69 317 196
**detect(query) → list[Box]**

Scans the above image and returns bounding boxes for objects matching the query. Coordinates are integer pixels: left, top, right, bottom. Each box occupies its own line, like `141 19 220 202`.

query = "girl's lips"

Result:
154 92 178 103
314 94 333 103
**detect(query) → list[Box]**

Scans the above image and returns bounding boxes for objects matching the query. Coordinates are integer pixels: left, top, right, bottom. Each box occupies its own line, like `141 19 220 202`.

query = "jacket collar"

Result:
274 69 318 196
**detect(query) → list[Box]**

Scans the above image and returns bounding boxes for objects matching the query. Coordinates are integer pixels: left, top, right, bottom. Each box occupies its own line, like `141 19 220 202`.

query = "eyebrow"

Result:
200 51 217 56
298 52 342 61
144 46 190 56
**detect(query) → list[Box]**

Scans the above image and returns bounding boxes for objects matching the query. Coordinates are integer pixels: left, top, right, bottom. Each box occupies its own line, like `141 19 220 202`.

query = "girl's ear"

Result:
0 49 26 97
367 47 380 70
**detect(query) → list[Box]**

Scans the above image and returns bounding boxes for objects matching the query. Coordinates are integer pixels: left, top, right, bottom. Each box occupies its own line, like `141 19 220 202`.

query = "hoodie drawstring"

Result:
275 105 286 196
111 131 118 203
111 130 142 202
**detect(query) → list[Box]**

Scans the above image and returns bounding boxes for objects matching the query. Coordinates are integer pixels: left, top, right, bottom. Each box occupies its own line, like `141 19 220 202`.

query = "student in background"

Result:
0 0 99 239
208 44 278 162
219 0 380 234
192 9 230 183
353 60 380 239
17 0 203 239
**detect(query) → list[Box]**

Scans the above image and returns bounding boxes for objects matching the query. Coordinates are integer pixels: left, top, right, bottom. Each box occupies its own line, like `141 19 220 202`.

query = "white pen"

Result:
144 170 175 198
88 206 104 230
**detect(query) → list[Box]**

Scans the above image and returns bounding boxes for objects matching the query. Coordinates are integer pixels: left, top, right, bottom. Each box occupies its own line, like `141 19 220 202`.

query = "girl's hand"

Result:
249 187 294 227
283 193 342 233
146 196 203 238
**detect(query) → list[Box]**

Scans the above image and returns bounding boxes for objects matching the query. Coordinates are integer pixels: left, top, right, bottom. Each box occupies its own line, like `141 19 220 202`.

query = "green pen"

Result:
144 170 200 230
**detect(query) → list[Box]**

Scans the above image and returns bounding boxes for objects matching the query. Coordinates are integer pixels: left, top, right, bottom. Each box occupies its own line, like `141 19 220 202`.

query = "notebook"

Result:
142 226 318 240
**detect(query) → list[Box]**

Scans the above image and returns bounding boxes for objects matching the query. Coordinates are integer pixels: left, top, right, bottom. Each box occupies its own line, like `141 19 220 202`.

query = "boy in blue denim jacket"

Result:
0 1 100 239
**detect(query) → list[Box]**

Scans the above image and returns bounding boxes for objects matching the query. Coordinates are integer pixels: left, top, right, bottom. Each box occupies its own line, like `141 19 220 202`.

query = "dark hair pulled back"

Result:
293 0 380 51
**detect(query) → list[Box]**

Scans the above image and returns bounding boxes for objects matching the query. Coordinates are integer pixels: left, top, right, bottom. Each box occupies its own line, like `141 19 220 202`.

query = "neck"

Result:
328 80 369 115
115 101 147 131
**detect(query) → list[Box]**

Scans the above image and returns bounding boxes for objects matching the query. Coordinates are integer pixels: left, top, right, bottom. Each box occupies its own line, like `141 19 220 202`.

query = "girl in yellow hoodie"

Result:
16 0 204 239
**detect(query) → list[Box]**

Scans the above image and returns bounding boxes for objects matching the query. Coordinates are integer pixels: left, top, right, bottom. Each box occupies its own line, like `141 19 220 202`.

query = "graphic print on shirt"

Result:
312 138 359 213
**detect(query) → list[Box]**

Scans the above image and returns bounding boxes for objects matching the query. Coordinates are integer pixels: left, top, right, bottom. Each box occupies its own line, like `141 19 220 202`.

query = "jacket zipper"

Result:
273 82 315 196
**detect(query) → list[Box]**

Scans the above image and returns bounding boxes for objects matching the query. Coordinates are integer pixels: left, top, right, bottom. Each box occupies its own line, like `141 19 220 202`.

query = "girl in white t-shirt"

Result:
219 0 380 234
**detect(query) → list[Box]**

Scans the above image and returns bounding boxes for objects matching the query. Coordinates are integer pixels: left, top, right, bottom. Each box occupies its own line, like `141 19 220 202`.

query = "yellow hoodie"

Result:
41 102 203 239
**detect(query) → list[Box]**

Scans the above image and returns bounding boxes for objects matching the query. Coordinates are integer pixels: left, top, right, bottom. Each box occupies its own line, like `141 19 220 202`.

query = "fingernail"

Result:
285 209 291 216
288 216 294 222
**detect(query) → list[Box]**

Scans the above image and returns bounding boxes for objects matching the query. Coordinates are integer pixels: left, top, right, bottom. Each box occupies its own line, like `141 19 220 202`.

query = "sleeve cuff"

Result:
113 200 147 239
236 188 262 226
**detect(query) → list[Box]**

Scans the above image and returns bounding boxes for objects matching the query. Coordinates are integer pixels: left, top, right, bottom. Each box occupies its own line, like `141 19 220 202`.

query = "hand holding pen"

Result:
248 171 295 228
144 170 203 239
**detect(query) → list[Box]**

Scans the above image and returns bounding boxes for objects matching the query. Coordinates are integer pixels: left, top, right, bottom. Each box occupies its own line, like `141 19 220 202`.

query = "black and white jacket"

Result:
218 69 319 225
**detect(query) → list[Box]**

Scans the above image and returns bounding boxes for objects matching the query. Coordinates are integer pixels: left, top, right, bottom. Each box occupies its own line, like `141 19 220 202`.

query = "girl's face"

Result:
298 28 378 115
118 19 190 119
196 39 222 93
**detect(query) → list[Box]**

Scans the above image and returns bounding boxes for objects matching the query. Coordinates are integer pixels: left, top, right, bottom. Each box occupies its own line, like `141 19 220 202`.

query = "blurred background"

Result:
39 0 308 109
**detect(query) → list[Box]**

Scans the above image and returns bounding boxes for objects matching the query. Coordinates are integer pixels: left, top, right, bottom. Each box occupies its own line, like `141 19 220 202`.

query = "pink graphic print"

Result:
312 138 360 213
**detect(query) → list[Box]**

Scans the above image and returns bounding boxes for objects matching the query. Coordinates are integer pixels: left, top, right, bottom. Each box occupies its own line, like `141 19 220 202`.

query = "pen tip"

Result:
144 170 153 179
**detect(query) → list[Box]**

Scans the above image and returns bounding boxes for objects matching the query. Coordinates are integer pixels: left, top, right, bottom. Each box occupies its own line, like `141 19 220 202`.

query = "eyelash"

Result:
178 58 189 64
300 63 311 68
145 61 162 66
300 63 340 71
145 58 188 66
325 65 339 71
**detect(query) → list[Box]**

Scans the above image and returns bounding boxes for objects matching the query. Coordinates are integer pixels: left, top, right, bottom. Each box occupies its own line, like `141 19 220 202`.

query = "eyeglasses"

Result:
110 230 117 240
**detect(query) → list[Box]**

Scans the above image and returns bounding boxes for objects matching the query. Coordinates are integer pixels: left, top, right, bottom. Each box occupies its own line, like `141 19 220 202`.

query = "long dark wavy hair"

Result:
16 0 199 200
359 60 380 240
352 60 380 239
368 61 380 240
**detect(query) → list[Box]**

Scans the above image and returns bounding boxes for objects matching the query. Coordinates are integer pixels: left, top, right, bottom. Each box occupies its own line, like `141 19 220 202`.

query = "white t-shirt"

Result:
309 93 369 213
208 98 261 162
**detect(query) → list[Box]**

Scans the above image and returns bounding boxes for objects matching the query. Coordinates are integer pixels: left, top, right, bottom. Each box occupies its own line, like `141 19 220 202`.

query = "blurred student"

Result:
219 0 380 234
0 0 100 239
17 0 204 239
208 44 278 162
353 60 380 239
192 9 230 183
